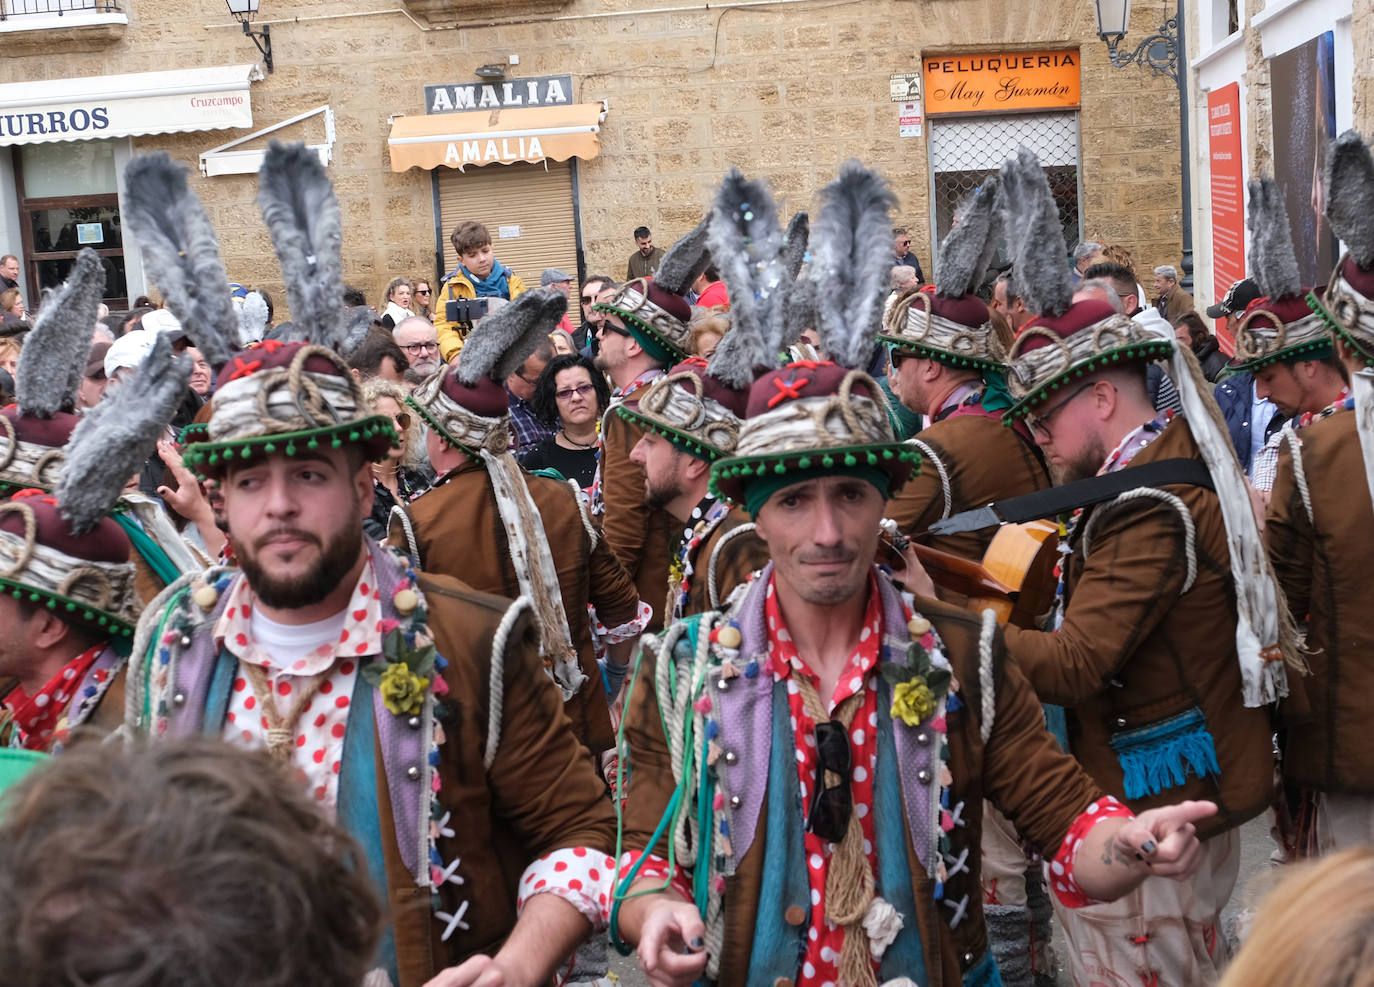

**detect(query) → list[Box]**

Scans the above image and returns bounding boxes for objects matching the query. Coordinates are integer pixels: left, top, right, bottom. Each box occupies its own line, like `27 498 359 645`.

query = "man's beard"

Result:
237 522 363 610
408 356 440 379
1048 435 1108 486
643 463 685 513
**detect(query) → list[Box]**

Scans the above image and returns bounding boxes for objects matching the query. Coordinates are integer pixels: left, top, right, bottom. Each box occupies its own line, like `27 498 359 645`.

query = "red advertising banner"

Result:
1207 83 1244 354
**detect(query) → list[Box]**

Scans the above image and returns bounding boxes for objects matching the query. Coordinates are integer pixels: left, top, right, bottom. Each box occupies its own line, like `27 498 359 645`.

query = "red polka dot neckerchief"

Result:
4 643 104 752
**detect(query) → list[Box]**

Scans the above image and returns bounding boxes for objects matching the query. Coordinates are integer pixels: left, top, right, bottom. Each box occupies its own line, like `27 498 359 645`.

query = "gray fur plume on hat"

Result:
1324 130 1374 269
57 334 191 534
652 214 713 296
810 159 897 370
455 288 567 387
936 179 1002 298
707 169 790 388
257 141 347 351
16 248 103 418
782 211 810 281
1246 178 1302 299
997 146 1073 318
121 153 240 370
236 291 270 346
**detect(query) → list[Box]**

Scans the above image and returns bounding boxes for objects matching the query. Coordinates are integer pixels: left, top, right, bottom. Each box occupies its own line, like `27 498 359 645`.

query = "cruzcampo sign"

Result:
922 50 1081 116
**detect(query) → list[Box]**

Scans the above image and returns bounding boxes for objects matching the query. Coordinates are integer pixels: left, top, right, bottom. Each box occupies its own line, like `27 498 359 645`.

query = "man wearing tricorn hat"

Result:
992 147 1294 986
1265 131 1374 856
593 219 713 631
123 144 616 987
612 161 1217 987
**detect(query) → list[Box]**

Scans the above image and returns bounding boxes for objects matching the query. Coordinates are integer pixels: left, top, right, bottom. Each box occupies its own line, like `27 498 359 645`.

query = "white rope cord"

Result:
567 479 600 549
706 522 757 610
1277 428 1314 526
977 609 997 744
1081 489 1197 593
909 440 952 520
388 504 420 561
1352 368 1374 518
484 596 532 769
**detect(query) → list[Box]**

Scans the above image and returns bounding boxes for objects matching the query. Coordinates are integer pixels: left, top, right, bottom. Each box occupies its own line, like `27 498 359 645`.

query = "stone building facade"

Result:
0 0 1186 320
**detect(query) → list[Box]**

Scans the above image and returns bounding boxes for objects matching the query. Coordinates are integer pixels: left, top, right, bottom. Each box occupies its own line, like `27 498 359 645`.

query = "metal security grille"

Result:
927 112 1084 293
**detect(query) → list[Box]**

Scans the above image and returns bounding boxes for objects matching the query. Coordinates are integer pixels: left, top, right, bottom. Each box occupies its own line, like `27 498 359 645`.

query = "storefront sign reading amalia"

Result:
426 75 573 113
923 50 1080 115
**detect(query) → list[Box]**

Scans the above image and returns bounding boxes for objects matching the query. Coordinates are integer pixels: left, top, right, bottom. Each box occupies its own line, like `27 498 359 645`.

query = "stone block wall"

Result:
0 0 1186 314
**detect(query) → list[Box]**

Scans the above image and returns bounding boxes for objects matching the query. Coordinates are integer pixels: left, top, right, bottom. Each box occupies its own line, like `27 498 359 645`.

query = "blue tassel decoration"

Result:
1109 707 1221 800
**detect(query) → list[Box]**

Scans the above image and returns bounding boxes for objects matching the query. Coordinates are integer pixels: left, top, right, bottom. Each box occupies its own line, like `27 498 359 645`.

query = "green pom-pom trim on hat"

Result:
0 574 134 639
181 416 399 480
875 333 1007 375
1002 339 1176 424
613 403 729 463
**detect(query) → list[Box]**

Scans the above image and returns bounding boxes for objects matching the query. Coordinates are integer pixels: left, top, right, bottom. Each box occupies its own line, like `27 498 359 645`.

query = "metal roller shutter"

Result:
436 161 583 327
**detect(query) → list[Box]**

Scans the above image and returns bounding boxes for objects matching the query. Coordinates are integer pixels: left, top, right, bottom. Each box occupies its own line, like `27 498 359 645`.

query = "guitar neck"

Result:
911 543 1014 599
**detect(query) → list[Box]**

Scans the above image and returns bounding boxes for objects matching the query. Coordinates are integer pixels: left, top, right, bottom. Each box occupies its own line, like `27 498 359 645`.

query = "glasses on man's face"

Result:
806 720 852 843
400 341 439 354
392 412 411 430
599 323 631 338
556 383 596 402
581 295 597 304
1025 381 1096 442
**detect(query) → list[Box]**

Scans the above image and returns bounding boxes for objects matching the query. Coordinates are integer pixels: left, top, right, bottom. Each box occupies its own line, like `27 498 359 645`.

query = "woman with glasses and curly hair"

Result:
519 353 609 490
362 378 431 539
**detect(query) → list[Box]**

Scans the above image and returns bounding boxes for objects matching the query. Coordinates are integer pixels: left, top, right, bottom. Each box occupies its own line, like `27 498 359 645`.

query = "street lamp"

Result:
1092 0 1193 289
227 0 274 74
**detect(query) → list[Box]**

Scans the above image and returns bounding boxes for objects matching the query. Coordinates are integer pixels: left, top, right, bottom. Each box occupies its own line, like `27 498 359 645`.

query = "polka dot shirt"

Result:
216 560 383 810
765 573 885 987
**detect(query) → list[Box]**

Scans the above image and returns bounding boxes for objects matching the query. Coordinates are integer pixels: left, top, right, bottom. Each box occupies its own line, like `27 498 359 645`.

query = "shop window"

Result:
927 111 1083 296
15 139 128 307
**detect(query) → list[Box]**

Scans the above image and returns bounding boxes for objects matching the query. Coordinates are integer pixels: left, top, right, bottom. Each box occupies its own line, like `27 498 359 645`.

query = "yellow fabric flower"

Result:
891 678 936 727
379 661 429 716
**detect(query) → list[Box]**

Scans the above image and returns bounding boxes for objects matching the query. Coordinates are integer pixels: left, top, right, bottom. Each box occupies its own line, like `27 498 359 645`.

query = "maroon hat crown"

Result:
0 489 130 564
0 406 79 492
406 366 512 456
615 357 749 461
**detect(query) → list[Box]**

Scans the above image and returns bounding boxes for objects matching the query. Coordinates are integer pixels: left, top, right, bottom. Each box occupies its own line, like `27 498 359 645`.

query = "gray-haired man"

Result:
1153 264 1195 325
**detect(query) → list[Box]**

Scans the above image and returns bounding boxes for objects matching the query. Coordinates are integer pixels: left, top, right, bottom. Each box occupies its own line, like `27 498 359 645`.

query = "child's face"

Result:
461 243 495 279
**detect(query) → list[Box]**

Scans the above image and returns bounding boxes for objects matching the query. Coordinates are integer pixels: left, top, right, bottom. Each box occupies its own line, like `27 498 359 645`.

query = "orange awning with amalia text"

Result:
388 102 606 172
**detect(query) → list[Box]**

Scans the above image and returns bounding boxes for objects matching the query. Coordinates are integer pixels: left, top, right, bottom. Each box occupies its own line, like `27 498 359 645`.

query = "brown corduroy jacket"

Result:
1265 410 1374 795
675 504 769 619
599 411 676 633
1004 419 1274 838
619 588 1102 985
887 410 1050 563
400 460 641 755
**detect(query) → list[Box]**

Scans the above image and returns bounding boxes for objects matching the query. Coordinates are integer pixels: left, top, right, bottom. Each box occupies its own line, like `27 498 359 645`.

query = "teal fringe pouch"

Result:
1108 706 1220 800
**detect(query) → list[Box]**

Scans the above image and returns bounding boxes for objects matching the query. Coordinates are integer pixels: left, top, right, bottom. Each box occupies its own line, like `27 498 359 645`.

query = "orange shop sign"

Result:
923 50 1081 116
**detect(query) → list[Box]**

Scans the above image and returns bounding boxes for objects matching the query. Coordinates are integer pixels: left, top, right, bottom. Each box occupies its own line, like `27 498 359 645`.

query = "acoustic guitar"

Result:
882 520 1059 630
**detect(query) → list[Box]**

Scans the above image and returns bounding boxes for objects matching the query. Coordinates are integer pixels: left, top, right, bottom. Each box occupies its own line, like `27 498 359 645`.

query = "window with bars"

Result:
927 111 1083 295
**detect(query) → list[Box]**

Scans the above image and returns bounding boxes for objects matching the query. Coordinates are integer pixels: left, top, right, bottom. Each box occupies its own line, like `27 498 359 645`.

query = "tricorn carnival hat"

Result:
879 178 1006 372
119 143 399 478
712 161 920 510
407 289 568 456
616 170 808 461
593 215 712 364
0 248 105 493
0 489 139 640
1313 130 1374 364
1229 178 1333 372
997 147 1173 421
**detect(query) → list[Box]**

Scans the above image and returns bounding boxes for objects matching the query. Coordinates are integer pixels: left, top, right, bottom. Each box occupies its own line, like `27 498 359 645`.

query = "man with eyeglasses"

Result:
504 335 556 455
391 315 441 385
892 226 925 284
576 274 616 354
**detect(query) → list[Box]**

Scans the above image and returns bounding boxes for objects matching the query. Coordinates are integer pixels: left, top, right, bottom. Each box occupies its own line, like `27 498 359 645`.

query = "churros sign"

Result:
923 50 1081 116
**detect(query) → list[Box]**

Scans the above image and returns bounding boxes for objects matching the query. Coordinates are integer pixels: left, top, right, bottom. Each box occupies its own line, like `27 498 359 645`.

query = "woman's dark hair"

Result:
531 353 609 425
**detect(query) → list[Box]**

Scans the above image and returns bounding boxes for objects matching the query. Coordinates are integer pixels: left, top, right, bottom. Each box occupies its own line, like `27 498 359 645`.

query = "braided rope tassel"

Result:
978 608 996 744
